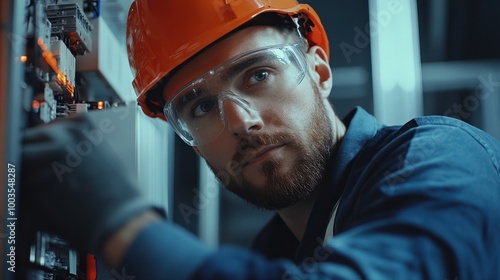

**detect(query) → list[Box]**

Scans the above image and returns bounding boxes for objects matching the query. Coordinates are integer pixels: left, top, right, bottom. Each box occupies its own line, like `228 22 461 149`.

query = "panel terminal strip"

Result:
46 3 93 55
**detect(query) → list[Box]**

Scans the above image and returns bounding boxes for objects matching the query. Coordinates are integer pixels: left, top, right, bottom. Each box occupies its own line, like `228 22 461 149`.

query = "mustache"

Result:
232 133 293 163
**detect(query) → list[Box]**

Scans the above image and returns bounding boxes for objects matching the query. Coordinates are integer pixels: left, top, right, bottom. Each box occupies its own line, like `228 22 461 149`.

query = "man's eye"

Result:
249 70 269 85
192 99 216 117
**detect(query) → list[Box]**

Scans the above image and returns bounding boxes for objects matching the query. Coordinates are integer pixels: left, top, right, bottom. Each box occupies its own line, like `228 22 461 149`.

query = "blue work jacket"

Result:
119 107 500 280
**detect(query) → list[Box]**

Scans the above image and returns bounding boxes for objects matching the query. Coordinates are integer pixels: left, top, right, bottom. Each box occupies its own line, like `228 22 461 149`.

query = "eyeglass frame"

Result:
163 43 309 146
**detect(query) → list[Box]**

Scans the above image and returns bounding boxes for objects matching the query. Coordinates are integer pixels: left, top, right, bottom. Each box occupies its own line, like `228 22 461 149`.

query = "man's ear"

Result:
306 45 333 99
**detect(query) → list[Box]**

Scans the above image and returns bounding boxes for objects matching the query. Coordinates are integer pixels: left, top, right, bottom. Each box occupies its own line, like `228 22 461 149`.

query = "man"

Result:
22 0 500 279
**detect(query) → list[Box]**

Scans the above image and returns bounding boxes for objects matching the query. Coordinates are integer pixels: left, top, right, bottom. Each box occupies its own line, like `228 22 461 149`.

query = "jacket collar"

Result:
295 106 380 261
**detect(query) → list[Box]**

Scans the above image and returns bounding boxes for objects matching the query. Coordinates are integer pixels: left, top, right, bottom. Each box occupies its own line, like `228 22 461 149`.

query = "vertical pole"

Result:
198 158 220 247
369 0 423 125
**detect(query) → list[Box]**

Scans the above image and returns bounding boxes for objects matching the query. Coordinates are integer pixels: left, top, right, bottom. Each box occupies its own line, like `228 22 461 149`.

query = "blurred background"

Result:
1 0 499 278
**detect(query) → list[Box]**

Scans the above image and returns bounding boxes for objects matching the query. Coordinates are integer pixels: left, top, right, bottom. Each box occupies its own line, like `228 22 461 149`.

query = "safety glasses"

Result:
163 44 307 146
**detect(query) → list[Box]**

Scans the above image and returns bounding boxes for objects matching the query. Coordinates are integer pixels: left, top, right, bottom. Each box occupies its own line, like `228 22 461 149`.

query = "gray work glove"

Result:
20 114 165 255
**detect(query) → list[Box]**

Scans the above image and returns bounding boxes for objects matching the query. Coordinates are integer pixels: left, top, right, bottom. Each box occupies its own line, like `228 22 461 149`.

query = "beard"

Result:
207 86 334 210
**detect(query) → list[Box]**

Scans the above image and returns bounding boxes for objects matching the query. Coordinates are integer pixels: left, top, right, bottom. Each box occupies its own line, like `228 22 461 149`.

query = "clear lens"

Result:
164 44 307 146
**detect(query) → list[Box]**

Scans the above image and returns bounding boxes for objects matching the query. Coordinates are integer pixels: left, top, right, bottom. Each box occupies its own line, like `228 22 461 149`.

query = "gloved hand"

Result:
20 114 165 255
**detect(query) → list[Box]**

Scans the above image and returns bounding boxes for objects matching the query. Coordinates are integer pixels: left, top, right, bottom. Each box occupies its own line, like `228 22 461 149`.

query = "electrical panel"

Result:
10 0 119 279
2 0 173 278
26 0 96 126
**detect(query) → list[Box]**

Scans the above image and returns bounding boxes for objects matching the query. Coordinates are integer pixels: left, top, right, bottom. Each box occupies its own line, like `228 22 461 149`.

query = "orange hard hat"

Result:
126 0 329 120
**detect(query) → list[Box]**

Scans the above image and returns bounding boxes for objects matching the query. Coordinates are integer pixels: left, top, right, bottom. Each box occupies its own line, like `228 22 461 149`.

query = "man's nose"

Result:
220 97 264 137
